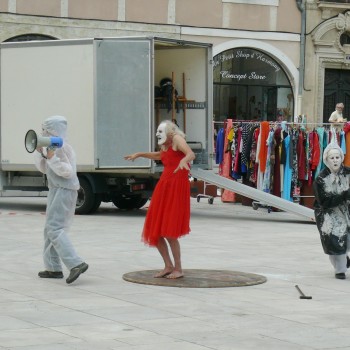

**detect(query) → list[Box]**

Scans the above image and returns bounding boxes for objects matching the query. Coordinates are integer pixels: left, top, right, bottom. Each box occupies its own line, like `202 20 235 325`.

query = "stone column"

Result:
61 0 68 17
118 0 125 21
8 0 16 13
168 0 175 24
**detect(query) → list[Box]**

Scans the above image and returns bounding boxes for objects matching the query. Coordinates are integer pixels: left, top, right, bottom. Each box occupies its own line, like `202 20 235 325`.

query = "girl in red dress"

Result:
124 120 195 279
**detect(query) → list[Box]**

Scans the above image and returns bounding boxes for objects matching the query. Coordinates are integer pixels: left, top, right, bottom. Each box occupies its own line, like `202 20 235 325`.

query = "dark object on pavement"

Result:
295 284 312 299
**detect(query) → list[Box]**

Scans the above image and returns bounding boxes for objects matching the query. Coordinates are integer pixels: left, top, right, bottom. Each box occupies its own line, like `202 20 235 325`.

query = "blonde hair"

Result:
160 120 185 138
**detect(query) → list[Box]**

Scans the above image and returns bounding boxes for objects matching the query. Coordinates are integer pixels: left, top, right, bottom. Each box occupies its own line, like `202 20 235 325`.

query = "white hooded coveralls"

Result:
34 116 83 271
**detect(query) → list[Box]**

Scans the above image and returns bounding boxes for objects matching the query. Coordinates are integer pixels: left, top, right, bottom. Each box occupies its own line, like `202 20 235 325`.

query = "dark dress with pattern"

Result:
313 166 350 255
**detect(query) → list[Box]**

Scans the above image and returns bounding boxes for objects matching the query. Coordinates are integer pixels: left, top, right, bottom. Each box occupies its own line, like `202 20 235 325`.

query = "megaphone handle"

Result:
46 147 56 159
39 149 47 159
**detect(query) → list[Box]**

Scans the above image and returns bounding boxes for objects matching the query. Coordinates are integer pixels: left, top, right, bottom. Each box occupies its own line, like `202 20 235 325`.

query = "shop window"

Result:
213 47 293 122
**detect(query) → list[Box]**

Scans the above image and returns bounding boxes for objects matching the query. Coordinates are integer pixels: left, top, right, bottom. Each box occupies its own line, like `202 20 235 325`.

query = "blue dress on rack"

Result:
215 128 225 164
282 134 293 201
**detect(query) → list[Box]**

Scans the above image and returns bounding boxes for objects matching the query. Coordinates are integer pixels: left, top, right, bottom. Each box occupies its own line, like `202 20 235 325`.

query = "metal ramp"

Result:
190 168 315 222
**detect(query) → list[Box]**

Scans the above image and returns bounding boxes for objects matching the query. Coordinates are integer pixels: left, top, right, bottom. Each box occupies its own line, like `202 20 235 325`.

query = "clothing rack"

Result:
213 118 350 211
193 121 222 204
214 120 347 126
285 122 344 126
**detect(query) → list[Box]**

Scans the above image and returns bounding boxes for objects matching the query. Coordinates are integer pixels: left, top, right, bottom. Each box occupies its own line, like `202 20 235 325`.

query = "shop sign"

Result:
213 50 280 72
220 71 267 81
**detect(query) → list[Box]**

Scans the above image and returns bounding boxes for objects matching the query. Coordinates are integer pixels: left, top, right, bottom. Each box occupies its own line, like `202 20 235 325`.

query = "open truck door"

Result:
94 38 152 170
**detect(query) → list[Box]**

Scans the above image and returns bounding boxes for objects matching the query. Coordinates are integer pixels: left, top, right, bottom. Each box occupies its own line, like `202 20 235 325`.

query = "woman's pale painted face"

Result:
327 149 342 173
156 123 167 145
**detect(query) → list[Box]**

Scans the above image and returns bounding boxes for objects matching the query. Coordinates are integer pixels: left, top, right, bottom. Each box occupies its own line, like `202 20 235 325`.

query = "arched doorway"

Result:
213 47 293 122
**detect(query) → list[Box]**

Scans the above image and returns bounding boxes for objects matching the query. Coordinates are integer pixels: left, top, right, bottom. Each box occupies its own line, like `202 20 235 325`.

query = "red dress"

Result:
142 147 191 246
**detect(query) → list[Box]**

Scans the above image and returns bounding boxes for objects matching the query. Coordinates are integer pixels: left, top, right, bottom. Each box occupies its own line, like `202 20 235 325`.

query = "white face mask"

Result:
326 149 342 173
156 123 167 145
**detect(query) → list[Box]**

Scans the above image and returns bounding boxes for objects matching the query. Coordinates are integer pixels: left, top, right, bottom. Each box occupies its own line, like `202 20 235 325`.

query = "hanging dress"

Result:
272 127 282 197
315 127 325 176
262 129 275 193
282 134 293 201
221 119 236 202
142 147 190 247
344 123 350 167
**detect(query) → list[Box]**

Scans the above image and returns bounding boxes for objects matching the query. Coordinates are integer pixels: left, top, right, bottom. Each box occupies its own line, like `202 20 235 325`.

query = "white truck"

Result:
0 37 213 214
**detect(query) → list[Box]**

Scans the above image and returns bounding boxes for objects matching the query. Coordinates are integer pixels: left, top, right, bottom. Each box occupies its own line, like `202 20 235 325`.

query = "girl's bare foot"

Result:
154 267 173 278
166 270 184 279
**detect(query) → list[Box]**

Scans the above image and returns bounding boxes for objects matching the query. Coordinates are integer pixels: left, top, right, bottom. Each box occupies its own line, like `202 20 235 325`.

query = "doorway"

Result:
323 68 350 123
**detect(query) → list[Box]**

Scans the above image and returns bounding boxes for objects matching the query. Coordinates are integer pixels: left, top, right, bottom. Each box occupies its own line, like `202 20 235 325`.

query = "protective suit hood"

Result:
42 115 67 140
323 142 344 170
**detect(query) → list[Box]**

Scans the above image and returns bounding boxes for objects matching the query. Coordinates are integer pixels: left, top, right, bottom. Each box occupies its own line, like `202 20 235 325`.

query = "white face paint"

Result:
156 123 167 145
327 149 342 173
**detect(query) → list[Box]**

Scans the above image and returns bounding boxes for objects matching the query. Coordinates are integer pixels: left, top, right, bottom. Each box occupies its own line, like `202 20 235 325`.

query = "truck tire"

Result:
89 194 102 214
112 194 148 210
76 177 101 214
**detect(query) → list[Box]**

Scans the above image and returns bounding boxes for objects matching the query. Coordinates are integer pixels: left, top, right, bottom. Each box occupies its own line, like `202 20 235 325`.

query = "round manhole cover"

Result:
123 269 267 288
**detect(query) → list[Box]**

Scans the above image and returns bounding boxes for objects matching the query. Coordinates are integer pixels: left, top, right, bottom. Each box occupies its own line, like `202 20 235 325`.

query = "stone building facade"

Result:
304 0 350 123
0 0 302 122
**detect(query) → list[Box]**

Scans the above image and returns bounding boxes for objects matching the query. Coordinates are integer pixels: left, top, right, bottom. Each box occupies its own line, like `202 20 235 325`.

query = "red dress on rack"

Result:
142 147 191 247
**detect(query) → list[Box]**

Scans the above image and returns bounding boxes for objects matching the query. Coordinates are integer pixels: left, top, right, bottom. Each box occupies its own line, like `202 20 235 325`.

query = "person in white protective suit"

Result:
34 115 88 284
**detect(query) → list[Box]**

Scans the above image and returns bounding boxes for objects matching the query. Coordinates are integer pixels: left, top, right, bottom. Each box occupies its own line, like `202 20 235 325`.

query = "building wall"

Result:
126 0 168 24
0 0 8 12
68 0 119 21
175 0 223 28
303 0 350 123
16 0 61 17
0 0 302 118
0 0 300 33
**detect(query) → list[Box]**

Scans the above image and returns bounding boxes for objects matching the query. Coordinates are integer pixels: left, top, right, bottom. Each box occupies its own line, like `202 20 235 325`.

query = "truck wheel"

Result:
89 195 102 214
112 194 148 210
76 177 99 214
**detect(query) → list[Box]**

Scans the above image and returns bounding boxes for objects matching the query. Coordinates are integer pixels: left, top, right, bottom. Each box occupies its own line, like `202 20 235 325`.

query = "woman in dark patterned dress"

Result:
313 143 350 279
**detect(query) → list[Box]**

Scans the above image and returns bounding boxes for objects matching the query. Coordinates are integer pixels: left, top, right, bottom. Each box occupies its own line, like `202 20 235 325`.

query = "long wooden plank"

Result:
190 168 315 222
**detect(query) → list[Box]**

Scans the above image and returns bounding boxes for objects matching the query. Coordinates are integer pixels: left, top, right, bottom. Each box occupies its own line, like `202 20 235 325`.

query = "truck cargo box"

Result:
0 37 213 213
1 37 213 173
